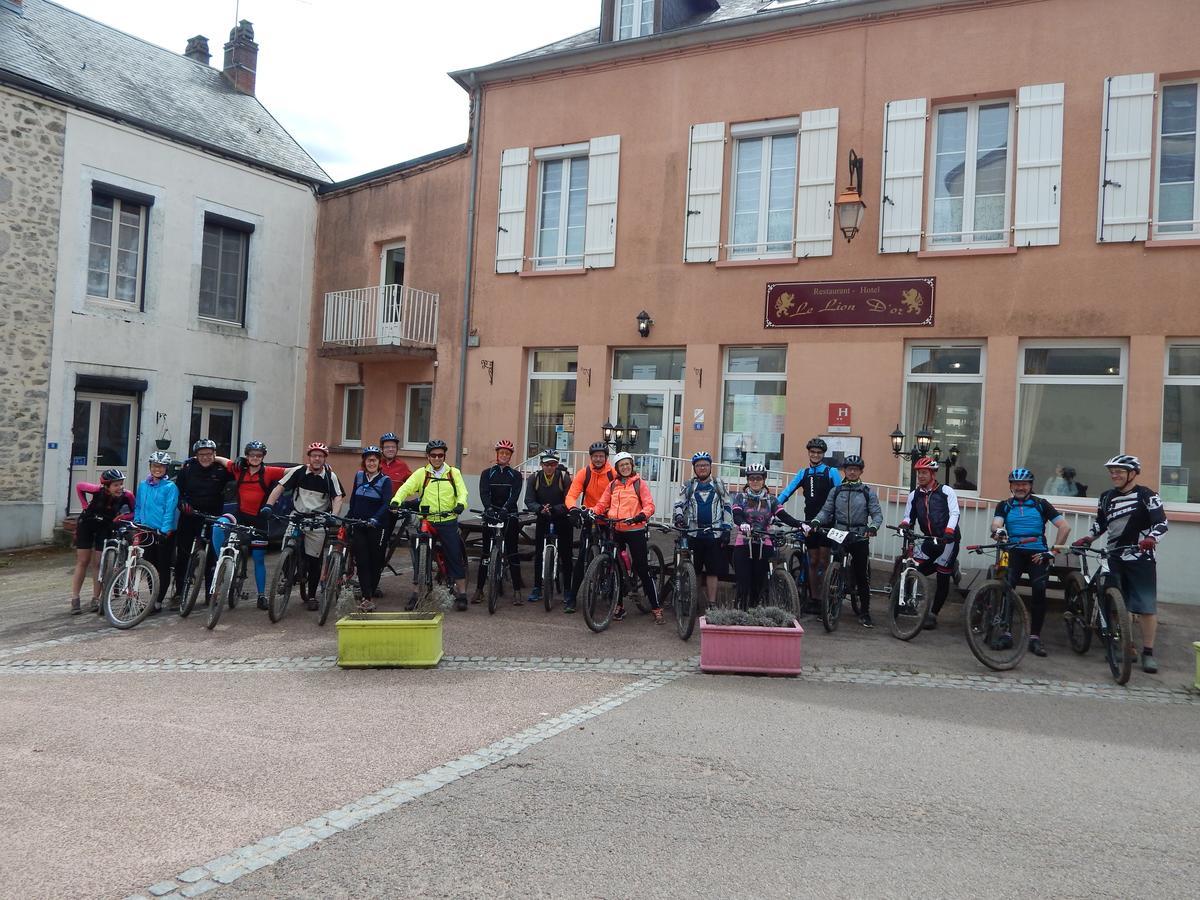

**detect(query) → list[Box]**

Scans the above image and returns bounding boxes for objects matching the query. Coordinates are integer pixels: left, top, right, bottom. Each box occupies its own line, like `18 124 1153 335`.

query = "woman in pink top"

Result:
70 468 134 614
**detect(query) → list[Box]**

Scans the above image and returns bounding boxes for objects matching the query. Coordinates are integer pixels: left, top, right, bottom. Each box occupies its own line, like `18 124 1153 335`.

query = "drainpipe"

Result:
454 80 483 468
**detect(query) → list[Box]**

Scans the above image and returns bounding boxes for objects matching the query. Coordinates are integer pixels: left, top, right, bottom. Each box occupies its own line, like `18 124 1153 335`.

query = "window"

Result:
720 347 787 472
405 384 432 451
612 348 685 382
1161 344 1200 504
199 217 250 324
88 192 146 303
189 399 239 459
535 155 589 269
929 101 1012 247
1155 81 1199 237
615 0 653 39
341 386 364 447
1017 344 1126 500
729 130 797 258
904 345 985 490
527 350 577 455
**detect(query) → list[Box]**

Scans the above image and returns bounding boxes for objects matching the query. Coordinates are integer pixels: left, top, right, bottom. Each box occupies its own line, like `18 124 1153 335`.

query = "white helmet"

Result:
745 463 768 476
147 450 172 466
1104 454 1141 473
612 451 635 470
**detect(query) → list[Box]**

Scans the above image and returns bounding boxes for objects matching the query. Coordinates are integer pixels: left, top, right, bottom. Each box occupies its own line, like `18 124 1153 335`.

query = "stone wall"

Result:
0 86 64 505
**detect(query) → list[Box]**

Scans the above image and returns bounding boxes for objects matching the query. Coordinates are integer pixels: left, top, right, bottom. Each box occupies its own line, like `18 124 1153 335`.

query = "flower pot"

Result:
336 612 443 668
699 616 803 676
155 439 171 450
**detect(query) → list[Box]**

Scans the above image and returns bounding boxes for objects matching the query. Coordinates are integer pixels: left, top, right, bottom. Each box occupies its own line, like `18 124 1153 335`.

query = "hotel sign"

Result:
765 277 936 328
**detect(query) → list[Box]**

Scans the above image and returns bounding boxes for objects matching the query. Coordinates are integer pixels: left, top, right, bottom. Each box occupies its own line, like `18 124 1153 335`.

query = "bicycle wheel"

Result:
963 581 1029 671
673 563 699 641
486 542 503 615
207 557 233 630
1062 572 1092 654
889 566 932 641
180 543 206 618
103 561 158 629
819 560 844 632
318 553 344 626
788 550 810 611
267 545 296 623
542 544 556 612
582 553 619 633
766 566 800 619
1100 586 1133 685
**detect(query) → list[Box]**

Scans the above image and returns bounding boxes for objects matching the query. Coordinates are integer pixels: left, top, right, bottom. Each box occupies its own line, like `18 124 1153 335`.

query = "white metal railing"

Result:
322 284 439 348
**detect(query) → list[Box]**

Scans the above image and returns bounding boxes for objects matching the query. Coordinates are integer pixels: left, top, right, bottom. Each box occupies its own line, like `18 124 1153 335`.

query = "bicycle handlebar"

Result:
965 536 1040 553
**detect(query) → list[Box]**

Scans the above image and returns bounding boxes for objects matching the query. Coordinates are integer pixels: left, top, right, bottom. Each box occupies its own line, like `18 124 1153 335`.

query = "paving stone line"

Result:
126 672 682 900
0 616 165 660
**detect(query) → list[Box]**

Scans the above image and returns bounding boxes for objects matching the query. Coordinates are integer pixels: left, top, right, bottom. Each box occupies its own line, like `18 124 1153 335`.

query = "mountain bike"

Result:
536 513 570 612
266 511 326 624
1063 545 1135 685
740 528 802 618
178 513 215 618
472 508 530 615
579 515 664 632
206 518 263 630
654 524 706 640
100 523 160 629
786 536 815 615
961 537 1039 670
811 525 869 632
316 513 375 625
400 506 454 612
884 524 934 641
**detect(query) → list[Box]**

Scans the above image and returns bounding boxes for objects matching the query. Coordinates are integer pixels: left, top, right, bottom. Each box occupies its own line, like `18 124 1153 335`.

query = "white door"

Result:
189 400 239 459
70 393 137 512
378 243 405 342
610 387 684 519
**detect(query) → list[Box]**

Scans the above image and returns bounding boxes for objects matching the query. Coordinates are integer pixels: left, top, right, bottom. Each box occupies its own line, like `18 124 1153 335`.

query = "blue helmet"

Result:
1008 467 1034 483
691 451 712 465
380 432 400 446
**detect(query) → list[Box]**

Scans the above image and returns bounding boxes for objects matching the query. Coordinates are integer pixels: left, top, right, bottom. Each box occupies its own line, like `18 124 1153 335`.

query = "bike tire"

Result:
319 553 343 626
787 549 810 610
673 562 699 641
486 543 502 615
268 545 296 624
207 558 233 630
582 553 619 633
819 560 843 632
103 561 158 629
766 565 800 619
1062 572 1092 654
542 544 556 612
963 580 1029 671
889 566 932 641
180 544 206 618
1100 586 1133 685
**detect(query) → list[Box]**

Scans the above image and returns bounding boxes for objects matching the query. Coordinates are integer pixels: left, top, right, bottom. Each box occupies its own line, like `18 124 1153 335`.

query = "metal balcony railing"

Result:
322 284 439 348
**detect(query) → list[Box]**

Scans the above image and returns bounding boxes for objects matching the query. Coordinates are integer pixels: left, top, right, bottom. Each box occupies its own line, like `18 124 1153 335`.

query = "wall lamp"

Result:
636 310 654 338
835 149 867 242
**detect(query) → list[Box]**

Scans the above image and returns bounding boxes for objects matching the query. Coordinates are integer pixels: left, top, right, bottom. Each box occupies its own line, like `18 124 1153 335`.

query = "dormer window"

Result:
616 0 654 40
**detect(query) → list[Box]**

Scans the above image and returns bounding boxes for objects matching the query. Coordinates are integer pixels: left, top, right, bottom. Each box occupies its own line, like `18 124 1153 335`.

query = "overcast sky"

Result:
56 0 599 181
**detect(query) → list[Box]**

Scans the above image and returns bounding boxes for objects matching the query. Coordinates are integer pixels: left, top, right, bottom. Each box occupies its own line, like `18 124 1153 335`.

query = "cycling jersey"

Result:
277 464 344 514
993 495 1063 552
225 460 287 517
175 458 233 514
779 463 842 520
1089 485 1168 562
674 477 732 536
814 480 883 531
525 465 572 514
903 482 961 536
380 456 413 487
479 464 523 513
76 482 135 525
392 464 468 523
566 462 616 511
347 471 393 523
731 489 781 546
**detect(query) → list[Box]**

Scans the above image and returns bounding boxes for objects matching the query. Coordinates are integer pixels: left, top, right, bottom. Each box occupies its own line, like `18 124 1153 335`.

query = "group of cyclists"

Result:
68 430 1169 673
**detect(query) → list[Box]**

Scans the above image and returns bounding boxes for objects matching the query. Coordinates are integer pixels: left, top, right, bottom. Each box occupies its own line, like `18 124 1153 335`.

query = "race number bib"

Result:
827 527 849 545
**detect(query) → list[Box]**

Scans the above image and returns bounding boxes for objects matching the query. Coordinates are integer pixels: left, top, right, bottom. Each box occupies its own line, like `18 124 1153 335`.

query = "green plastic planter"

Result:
336 612 443 668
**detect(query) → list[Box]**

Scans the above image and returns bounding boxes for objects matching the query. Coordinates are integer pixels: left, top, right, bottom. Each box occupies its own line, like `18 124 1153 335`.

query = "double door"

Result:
610 386 684 519
70 394 137 512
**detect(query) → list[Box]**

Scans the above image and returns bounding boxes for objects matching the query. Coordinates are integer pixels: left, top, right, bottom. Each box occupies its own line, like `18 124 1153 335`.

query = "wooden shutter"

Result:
1097 73 1155 243
496 147 529 273
1014 83 1065 246
683 122 726 262
584 135 620 269
879 98 927 253
794 107 839 258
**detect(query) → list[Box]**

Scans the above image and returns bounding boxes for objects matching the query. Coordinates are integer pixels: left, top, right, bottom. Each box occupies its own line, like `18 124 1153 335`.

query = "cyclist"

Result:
899 457 961 630
216 441 287 610
808 455 882 627
346 446 393 611
524 449 573 606
731 463 802 610
594 451 660 622
672 451 732 607
69 468 134 614
173 438 233 603
474 439 525 605
134 451 179 609
991 468 1072 657
389 439 470 611
778 438 843 610
1073 454 1168 673
261 442 345 611
378 432 413 563
564 440 616 613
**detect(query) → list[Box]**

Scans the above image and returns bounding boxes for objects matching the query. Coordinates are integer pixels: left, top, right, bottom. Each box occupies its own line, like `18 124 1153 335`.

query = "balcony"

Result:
319 284 439 360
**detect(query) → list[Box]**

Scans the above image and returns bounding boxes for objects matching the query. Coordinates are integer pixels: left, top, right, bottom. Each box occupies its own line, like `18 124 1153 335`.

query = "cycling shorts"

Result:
690 536 729 578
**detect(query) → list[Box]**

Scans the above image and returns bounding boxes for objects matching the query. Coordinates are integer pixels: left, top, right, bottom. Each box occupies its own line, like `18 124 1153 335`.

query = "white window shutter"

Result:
1014 83 1065 246
496 147 529 273
683 122 725 262
584 135 620 268
1097 73 1155 243
794 107 839 258
879 98 927 253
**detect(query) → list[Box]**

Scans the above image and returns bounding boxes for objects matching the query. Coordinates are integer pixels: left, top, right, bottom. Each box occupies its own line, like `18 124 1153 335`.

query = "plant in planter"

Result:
699 604 803 676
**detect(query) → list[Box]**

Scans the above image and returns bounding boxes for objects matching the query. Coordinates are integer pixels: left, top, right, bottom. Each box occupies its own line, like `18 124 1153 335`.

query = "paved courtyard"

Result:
2 547 1198 899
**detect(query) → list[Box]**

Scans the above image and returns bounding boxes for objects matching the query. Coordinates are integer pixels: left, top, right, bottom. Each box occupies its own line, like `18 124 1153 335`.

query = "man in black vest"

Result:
172 438 234 602
474 439 526 603
524 450 573 605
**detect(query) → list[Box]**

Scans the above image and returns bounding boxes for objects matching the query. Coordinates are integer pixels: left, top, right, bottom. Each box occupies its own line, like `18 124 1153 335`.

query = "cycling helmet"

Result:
100 468 125 484
691 451 713 465
745 463 768 477
425 439 448 453
612 451 635 470
1008 467 1034 483
539 450 559 463
588 441 609 456
494 439 515 452
842 455 865 469
913 457 939 471
806 438 828 452
244 440 267 454
306 441 329 455
147 450 172 466
361 445 382 458
1104 454 1141 473
380 432 400 445
192 438 217 453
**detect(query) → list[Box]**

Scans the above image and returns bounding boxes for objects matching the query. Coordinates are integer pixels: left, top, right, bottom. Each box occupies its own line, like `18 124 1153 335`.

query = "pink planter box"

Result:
699 617 804 676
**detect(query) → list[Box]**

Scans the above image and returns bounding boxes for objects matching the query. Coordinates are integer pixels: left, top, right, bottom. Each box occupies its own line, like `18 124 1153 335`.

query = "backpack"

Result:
238 464 270 493
354 471 390 500
581 466 615 493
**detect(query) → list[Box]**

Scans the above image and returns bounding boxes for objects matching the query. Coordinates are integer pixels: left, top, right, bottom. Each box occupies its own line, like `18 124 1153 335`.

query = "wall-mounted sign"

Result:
765 277 936 328
827 403 851 433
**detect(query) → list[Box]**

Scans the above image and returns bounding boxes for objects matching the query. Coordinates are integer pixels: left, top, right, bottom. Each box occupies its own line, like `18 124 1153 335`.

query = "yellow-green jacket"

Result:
391 464 469 523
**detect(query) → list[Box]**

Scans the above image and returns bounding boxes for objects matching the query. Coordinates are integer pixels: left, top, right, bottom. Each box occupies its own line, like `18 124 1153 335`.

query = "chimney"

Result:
222 20 258 95
184 35 211 65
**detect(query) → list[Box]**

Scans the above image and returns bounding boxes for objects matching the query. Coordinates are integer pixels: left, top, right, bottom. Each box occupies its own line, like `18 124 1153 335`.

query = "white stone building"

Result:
0 0 328 546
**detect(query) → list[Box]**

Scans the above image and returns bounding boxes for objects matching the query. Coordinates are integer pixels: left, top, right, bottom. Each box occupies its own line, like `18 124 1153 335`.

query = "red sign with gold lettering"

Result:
765 277 936 328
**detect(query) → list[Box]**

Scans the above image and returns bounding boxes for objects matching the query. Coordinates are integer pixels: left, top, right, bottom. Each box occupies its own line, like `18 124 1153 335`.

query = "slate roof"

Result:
0 0 329 184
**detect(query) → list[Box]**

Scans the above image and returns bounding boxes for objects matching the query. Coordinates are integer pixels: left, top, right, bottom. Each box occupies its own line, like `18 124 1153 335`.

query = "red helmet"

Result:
913 457 939 471
307 441 329 455
494 439 515 452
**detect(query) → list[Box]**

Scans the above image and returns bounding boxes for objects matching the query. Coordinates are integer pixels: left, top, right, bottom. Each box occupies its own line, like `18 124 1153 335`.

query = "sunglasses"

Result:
428 453 446 459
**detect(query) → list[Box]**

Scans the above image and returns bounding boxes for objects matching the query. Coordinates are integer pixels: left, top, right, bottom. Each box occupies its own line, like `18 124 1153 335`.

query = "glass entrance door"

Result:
70 394 137 512
378 243 405 341
610 388 684 518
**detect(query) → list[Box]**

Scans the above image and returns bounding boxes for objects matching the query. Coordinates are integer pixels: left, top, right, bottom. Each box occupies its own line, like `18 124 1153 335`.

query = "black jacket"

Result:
479 464 523 513
525 466 572 517
175 459 233 514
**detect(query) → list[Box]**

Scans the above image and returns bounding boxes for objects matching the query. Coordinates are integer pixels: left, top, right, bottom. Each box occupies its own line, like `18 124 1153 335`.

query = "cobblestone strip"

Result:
125 672 681 900
0 616 164 661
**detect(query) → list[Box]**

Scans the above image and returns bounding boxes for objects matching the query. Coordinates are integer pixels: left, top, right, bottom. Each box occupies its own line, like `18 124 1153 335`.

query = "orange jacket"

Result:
566 461 616 511
594 474 655 531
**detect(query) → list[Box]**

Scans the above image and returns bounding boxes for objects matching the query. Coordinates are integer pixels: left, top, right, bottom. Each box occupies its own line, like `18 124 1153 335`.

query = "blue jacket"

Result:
135 476 180 534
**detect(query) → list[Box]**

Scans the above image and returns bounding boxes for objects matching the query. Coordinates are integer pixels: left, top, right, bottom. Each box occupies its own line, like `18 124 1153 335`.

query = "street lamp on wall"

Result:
834 150 867 242
636 310 654 338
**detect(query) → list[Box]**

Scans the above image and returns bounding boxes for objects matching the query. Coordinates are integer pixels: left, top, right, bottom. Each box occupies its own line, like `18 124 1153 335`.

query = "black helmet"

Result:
806 438 828 453
588 441 609 455
380 432 400 445
192 438 217 453
361 445 382 459
425 439 448 453
100 468 125 484
244 440 267 454
842 455 865 469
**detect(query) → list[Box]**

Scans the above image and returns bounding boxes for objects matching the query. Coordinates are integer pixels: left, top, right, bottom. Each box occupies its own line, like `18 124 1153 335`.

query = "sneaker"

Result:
304 599 318 611
563 594 576 614
90 599 101 614
470 589 484 605
921 613 938 630
256 594 268 610
529 588 543 604
653 608 664 625
1141 652 1159 674
405 592 418 612
70 597 82 615
373 588 383 598
166 595 180 611
990 632 1014 651
858 614 874 628
613 606 626 622
455 594 469 611
512 592 524 606
357 598 377 613
1029 637 1048 657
